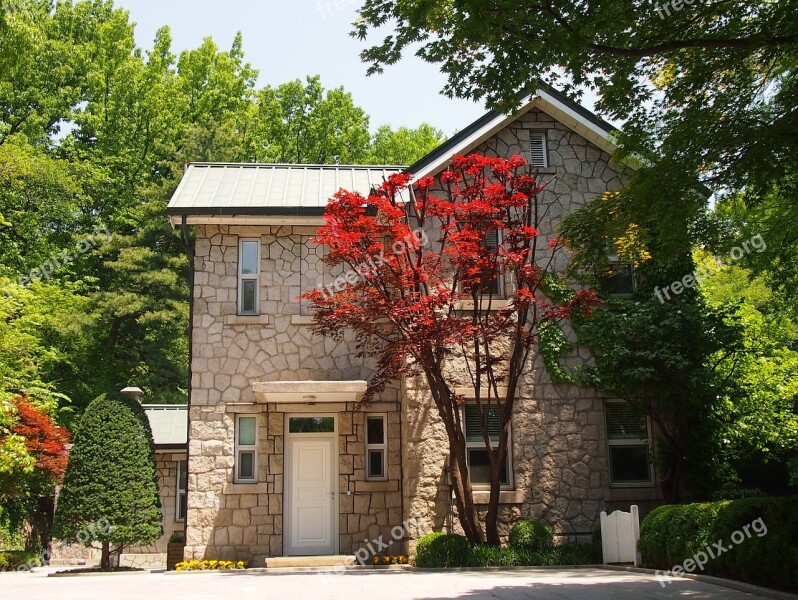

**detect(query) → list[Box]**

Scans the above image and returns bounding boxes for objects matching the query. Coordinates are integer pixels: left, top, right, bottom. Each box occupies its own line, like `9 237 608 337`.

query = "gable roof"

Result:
168 163 404 225
143 404 187 449
406 83 621 180
167 85 622 224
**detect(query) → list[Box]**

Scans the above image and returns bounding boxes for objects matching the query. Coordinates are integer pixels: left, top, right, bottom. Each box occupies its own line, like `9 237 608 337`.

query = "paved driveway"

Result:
0 567 771 600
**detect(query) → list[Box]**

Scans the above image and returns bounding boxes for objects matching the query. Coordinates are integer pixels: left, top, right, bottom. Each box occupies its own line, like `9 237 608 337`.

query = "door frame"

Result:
283 413 339 556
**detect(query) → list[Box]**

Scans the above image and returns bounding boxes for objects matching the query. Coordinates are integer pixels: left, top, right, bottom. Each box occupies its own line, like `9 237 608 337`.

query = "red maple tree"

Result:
11 396 71 484
302 153 599 544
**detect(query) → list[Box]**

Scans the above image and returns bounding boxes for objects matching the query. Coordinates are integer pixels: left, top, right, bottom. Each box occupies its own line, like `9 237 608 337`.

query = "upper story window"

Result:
365 414 388 481
463 403 512 488
605 401 652 485
599 254 636 297
463 229 505 299
235 415 258 483
238 239 260 315
529 132 548 169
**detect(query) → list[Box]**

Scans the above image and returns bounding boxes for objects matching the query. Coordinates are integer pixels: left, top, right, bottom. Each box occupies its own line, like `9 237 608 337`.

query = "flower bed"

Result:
174 559 247 571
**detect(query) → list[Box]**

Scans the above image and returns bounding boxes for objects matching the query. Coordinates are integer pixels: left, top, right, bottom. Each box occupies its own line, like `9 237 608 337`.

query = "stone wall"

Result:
187 224 406 565
401 108 661 549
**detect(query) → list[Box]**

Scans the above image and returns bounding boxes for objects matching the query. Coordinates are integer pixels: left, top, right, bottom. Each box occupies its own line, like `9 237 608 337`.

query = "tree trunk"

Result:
101 540 111 570
660 449 684 504
425 367 484 544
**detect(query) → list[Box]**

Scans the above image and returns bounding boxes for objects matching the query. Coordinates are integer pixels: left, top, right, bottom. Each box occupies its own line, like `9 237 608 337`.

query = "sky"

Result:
115 0 489 135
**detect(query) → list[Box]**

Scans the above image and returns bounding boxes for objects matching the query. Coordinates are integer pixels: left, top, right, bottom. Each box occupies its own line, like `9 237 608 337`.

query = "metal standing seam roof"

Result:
143 404 188 447
167 163 406 216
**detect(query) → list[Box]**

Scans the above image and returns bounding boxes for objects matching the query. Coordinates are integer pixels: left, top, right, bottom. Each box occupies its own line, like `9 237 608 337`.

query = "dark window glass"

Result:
238 451 255 479
368 450 385 478
605 404 648 440
178 493 187 521
599 263 635 296
467 449 509 485
288 417 335 433
367 416 385 445
609 446 651 483
178 460 188 490
240 280 257 313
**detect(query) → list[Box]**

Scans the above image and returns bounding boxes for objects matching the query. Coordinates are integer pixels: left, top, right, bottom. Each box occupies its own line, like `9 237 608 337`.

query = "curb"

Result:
163 565 413 575
599 565 798 600
47 570 150 578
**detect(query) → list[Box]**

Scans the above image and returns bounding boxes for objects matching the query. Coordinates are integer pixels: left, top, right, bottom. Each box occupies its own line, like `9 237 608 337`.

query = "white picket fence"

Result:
600 505 641 566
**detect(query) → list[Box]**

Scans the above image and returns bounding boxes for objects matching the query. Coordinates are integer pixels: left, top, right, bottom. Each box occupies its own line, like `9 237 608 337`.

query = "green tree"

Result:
53 391 162 568
697 250 798 493
252 75 371 164
365 123 446 165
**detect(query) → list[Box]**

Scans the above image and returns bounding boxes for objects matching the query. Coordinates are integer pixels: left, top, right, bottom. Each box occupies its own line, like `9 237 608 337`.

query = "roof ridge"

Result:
189 162 407 169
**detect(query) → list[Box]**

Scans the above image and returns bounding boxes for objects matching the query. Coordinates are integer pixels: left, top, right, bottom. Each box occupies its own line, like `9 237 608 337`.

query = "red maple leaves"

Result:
11 396 71 481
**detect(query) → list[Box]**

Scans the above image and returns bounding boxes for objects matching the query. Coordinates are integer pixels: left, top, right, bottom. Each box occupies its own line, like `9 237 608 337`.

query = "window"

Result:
238 239 260 315
176 459 187 522
365 414 387 480
288 416 335 433
599 256 636 296
529 133 548 168
235 415 257 483
605 402 652 485
463 403 511 487
464 229 505 298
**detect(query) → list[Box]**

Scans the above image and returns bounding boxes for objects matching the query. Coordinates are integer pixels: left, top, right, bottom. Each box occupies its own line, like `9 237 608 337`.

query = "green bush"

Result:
0 551 40 571
414 532 469 567
509 519 553 552
53 391 163 562
639 496 798 592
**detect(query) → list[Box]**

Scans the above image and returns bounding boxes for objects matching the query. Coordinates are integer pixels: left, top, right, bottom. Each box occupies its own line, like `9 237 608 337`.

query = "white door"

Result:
286 436 336 555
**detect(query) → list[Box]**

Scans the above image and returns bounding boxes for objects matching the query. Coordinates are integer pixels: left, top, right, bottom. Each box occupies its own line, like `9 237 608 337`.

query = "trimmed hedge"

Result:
415 533 470 567
0 551 39 571
414 531 599 568
639 496 798 592
509 519 553 552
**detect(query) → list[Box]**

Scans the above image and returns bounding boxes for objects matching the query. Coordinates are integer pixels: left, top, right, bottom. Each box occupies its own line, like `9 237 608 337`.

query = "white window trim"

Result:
234 415 258 484
175 459 187 522
238 238 260 315
529 132 549 169
462 402 514 490
365 413 388 481
605 401 654 487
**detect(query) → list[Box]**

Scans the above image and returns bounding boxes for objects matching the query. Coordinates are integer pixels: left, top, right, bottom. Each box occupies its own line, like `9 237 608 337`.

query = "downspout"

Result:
179 214 195 552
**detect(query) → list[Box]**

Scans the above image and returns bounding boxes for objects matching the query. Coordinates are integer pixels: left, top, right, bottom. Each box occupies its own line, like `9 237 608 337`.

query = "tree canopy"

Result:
53 391 162 568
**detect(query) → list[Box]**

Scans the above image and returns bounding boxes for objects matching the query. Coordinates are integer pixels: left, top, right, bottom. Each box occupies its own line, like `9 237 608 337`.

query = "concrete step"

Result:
265 555 356 568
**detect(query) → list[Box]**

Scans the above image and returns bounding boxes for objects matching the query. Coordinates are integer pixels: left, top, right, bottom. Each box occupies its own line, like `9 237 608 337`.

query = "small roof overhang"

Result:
252 380 368 404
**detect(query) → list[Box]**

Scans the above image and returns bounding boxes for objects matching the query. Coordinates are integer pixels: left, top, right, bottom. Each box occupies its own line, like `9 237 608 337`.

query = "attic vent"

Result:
529 133 548 168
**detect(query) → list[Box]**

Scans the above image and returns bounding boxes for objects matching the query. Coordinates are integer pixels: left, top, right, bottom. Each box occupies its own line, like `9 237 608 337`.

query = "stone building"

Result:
164 86 664 566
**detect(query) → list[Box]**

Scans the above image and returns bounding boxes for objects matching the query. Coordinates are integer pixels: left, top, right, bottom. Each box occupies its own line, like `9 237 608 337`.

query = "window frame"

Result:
529 132 549 169
237 238 260 315
365 413 388 481
234 415 258 484
175 459 188 522
462 402 514 490
605 401 654 487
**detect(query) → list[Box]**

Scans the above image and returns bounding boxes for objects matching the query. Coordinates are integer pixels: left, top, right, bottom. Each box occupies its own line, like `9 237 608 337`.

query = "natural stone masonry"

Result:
187 223 403 565
402 108 658 551
186 106 661 564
